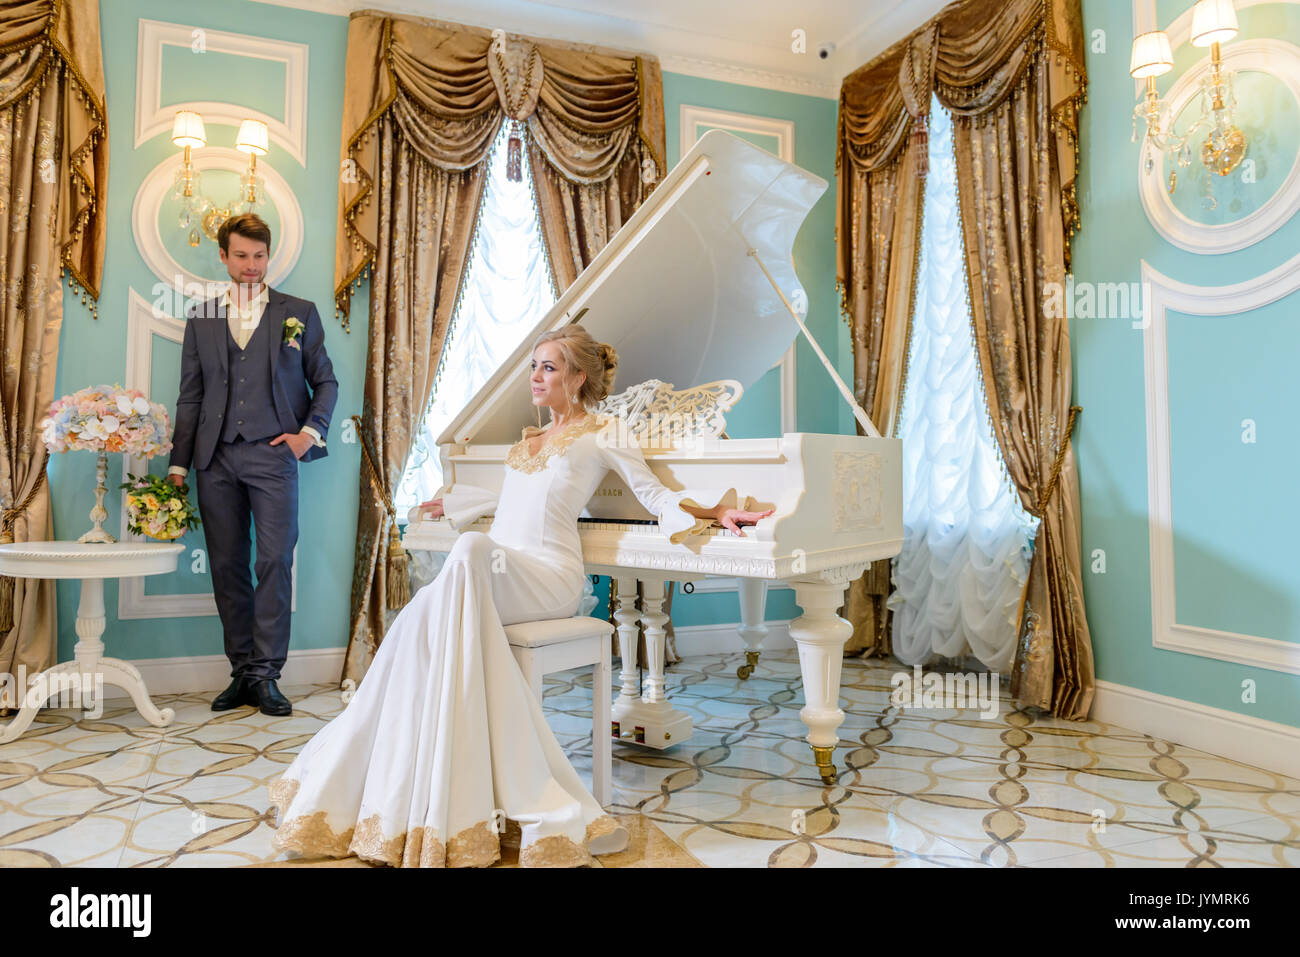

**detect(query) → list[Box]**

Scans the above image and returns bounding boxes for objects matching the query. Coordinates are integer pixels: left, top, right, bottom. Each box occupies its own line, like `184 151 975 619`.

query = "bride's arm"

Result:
597 422 771 543
412 484 498 529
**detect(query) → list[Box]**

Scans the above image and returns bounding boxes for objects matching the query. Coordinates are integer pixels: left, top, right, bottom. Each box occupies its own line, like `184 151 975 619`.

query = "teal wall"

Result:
1073 0 1300 727
49 1 848 663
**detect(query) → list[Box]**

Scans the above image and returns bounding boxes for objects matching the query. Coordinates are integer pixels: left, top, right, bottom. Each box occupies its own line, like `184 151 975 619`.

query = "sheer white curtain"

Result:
395 125 558 517
886 98 1039 673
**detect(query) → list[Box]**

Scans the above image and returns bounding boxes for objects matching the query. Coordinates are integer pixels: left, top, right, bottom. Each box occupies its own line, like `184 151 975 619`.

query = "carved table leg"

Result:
735 578 769 679
0 576 174 744
788 579 852 785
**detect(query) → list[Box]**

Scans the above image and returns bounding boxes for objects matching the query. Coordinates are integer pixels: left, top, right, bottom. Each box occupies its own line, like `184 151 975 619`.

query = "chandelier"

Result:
170 112 270 247
1130 0 1245 200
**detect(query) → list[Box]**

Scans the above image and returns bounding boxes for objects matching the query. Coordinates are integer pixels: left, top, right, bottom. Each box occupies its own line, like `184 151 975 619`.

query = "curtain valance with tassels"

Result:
334 10 665 327
837 0 1084 301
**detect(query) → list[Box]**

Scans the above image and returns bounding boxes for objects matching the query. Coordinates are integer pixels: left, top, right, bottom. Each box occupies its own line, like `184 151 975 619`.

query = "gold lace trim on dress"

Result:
505 414 605 474
268 776 619 867
267 774 503 868
586 814 622 844
519 833 597 868
515 814 625 868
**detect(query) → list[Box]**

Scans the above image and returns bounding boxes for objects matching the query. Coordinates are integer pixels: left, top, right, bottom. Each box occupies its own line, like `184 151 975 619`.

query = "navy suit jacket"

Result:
169 286 339 473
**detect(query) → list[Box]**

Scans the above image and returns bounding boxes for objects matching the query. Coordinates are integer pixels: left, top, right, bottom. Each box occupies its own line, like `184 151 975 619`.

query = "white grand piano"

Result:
403 130 902 784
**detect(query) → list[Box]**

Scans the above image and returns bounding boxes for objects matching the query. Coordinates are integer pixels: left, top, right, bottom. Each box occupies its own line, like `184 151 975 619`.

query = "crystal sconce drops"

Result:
1131 0 1246 204
169 112 271 246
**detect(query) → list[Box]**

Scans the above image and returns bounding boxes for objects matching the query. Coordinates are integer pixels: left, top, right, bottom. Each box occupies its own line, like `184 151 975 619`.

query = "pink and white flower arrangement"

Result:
40 385 173 457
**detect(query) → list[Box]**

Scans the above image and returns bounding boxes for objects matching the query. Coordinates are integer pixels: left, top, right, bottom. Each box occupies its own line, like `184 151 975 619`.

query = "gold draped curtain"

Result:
0 0 107 707
335 10 665 682
836 0 1094 718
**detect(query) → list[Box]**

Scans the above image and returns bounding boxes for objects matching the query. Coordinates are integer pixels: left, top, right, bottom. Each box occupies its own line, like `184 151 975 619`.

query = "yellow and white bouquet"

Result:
120 473 201 541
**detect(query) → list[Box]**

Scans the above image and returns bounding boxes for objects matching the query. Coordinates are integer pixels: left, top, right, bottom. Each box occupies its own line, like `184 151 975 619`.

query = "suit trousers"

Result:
196 436 299 681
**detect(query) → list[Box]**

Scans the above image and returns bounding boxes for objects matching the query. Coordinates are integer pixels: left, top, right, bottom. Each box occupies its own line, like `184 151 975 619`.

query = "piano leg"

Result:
640 579 668 704
788 579 853 785
609 576 693 749
611 576 642 717
735 578 769 679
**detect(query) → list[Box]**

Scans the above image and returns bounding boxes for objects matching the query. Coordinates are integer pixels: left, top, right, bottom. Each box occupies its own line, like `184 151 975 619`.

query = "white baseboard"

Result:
669 620 793 656
101 646 347 699
1093 679 1300 780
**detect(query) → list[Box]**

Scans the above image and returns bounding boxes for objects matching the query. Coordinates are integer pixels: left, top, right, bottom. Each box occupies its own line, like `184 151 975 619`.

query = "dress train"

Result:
267 532 626 867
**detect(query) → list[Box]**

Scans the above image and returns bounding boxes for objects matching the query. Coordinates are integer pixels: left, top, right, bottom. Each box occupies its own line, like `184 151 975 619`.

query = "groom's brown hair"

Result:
218 213 272 253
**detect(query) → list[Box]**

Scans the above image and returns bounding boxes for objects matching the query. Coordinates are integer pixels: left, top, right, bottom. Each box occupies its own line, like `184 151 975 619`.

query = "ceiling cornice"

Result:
249 0 950 99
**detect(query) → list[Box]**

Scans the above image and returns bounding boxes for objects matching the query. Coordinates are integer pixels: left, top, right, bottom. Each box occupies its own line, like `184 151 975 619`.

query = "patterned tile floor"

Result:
1 650 1296 867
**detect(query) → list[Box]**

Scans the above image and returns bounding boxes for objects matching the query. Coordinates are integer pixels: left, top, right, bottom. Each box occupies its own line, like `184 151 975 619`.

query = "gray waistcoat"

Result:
220 315 280 443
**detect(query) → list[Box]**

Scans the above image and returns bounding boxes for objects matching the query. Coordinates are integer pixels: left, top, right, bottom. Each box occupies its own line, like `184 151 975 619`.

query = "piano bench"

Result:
503 616 614 807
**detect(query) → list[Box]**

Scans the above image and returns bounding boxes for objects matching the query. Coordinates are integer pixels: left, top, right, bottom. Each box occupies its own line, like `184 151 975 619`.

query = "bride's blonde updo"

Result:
532 323 618 409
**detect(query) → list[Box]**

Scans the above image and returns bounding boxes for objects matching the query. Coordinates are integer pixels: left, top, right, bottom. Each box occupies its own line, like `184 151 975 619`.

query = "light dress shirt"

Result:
168 284 322 479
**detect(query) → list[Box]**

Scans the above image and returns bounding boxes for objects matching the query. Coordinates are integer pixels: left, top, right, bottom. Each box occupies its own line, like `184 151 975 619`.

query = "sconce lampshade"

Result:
1190 0 1239 47
171 110 206 149
1130 31 1175 78
235 119 269 156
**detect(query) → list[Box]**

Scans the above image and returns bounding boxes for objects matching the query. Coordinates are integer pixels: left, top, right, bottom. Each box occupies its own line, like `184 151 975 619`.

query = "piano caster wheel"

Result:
812 745 837 785
736 651 760 680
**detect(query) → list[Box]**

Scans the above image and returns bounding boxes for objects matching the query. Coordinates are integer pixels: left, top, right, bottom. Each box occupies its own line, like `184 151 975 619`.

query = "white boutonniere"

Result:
282 316 305 351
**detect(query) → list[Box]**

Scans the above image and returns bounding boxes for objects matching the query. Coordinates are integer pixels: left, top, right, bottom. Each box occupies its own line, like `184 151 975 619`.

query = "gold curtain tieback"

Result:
352 415 411 611
0 450 51 632
1031 405 1082 518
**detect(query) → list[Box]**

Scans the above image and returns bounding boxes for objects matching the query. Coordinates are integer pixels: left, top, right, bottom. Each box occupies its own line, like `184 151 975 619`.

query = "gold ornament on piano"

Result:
592 379 742 449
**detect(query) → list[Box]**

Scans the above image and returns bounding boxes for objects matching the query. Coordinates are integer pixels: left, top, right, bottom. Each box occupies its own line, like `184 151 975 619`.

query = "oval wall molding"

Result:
1139 38 1300 254
132 148 304 292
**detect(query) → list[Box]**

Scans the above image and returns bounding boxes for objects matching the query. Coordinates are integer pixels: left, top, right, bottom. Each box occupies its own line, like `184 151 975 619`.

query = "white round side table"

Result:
0 541 184 743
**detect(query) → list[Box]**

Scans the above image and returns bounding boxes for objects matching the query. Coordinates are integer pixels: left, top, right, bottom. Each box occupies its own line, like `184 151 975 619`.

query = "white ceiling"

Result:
252 0 952 97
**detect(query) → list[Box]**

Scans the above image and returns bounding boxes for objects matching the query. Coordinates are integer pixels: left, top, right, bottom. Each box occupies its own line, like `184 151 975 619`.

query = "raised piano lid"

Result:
438 129 828 447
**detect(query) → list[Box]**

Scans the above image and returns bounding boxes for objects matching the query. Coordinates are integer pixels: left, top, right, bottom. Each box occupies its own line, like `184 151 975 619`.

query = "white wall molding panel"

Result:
1142 255 1300 675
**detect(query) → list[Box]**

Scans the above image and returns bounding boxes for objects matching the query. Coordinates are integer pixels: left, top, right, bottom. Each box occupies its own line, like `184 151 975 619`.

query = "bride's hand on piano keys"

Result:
418 498 444 520
716 506 774 537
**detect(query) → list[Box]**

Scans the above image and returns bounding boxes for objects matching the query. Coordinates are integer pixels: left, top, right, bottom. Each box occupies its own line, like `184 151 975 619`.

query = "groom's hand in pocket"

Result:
271 431 313 460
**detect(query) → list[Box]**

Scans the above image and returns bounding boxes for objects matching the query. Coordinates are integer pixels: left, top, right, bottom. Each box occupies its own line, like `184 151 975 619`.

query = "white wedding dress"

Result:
267 413 734 867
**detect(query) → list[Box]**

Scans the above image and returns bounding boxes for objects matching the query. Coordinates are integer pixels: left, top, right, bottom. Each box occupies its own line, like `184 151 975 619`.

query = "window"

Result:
395 124 558 516
886 97 1039 672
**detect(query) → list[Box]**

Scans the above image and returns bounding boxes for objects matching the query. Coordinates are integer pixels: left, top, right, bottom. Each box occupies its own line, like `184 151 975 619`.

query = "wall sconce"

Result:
1190 0 1245 179
235 119 269 209
1131 0 1245 200
168 112 272 247
170 110 211 247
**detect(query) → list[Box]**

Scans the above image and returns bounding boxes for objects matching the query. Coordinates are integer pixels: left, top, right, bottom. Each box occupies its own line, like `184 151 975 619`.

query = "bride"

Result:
267 324 770 867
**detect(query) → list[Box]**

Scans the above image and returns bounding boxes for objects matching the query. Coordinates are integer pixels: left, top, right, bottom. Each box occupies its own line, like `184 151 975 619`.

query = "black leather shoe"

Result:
211 676 251 711
247 678 292 716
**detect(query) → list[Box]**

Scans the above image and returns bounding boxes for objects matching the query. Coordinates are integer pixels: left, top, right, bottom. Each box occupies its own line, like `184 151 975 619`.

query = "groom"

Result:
167 213 338 716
